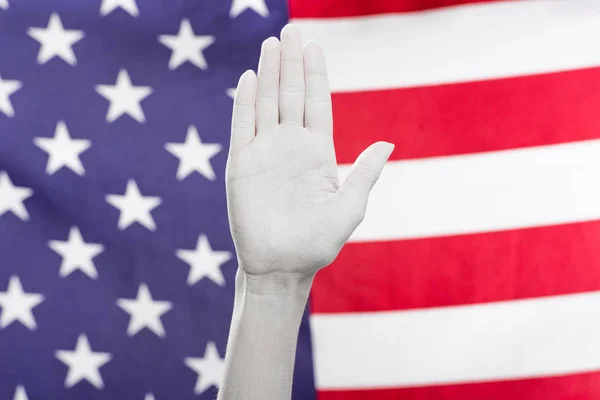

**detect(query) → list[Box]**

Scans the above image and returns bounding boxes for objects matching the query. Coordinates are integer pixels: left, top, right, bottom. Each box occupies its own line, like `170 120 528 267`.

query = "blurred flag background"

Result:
1 0 600 399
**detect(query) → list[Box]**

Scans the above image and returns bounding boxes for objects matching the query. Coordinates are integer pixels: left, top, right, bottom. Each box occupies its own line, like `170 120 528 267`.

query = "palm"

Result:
226 25 394 277
230 125 336 185
227 125 348 274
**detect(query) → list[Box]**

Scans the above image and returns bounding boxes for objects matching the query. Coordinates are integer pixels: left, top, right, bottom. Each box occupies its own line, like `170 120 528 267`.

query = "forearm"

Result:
218 268 313 400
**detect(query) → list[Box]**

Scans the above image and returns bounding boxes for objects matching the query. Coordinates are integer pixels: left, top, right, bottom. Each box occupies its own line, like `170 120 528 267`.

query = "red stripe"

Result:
310 220 600 313
289 0 508 18
330 68 600 164
316 370 600 400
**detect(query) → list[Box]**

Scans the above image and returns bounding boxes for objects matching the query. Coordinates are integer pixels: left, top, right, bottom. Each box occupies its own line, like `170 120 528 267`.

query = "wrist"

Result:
241 270 313 321
243 270 315 299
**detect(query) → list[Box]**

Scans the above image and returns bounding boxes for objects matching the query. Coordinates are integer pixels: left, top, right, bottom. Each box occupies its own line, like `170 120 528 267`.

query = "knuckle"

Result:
280 120 303 127
258 68 279 77
232 121 254 129
257 71 279 85
343 177 361 195
279 84 305 93
307 96 331 104
355 162 379 179
305 68 328 77
233 101 254 107
257 122 277 130
281 56 303 63
256 95 277 105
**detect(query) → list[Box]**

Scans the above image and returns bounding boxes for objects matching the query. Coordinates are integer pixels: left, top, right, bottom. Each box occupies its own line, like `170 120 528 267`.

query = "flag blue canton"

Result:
0 0 316 398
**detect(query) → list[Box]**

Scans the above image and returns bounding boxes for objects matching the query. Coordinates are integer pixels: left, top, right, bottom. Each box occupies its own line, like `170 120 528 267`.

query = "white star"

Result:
0 172 33 221
34 121 91 176
100 0 139 17
55 334 112 389
117 283 173 338
49 227 104 279
27 13 84 66
144 394 155 400
95 69 152 123
0 276 44 330
106 180 162 230
176 234 231 287
226 88 236 99
0 0 8 10
158 19 215 70
230 0 269 18
13 385 28 400
165 126 222 181
0 75 22 117
185 342 225 395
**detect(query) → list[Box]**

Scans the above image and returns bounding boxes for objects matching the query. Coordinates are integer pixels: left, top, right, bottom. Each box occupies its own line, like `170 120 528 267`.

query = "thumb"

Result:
338 141 395 221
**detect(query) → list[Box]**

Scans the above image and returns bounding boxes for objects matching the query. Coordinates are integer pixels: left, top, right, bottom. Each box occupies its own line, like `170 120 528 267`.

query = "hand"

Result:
226 24 394 279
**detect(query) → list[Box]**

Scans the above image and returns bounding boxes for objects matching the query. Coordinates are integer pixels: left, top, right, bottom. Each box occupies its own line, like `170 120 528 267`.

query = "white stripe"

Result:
292 0 600 92
338 139 600 242
311 291 600 389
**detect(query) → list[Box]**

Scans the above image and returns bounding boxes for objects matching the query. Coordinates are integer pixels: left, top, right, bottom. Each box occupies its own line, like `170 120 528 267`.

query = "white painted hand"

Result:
226 24 394 278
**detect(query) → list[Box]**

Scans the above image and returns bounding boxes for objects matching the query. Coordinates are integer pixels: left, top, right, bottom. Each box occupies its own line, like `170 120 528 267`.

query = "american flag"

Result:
1 0 600 399
0 0 299 399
